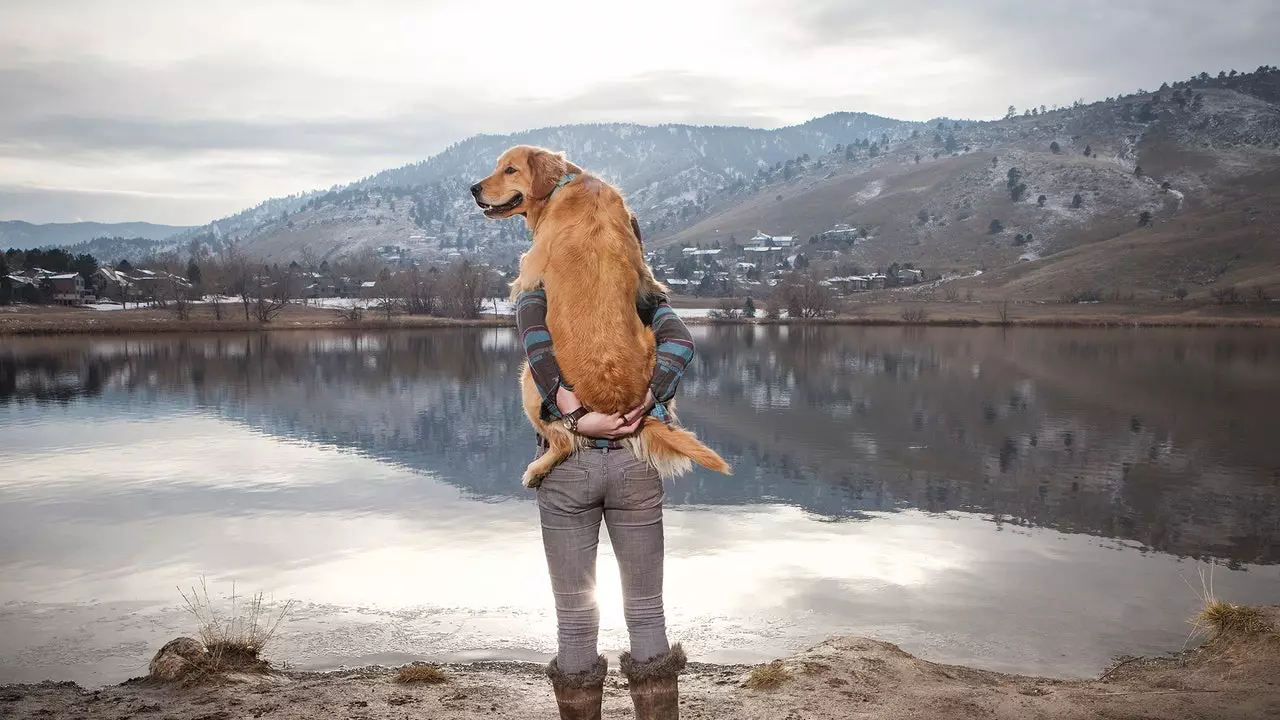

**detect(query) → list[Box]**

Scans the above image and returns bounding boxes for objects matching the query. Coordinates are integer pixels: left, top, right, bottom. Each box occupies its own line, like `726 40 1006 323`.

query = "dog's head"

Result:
470 145 581 219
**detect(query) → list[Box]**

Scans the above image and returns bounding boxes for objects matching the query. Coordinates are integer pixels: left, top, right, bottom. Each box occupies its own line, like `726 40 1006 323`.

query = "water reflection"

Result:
3 328 1280 686
3 328 1276 564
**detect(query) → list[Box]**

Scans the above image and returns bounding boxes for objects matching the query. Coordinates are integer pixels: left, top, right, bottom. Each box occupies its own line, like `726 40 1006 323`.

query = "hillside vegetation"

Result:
39 67 1280 304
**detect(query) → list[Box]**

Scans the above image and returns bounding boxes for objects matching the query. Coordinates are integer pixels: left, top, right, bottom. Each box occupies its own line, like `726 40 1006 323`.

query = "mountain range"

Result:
0 221 192 251
10 66 1280 301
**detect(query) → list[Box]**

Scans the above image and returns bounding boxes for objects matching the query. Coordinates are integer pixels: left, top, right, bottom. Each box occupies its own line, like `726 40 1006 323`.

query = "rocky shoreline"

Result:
3 609 1277 720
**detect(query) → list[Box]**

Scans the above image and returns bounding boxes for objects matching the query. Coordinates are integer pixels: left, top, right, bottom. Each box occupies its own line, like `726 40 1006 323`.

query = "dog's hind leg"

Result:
522 424 577 488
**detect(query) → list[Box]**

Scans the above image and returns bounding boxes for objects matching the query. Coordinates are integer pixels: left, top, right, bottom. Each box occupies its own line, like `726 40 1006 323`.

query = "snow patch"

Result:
853 179 884 204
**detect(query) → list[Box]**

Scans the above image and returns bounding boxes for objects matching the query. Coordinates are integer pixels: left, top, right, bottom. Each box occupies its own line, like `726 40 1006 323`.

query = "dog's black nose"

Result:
469 183 483 196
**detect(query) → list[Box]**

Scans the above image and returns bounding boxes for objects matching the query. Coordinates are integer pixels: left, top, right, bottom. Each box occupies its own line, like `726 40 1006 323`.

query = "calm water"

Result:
1 327 1278 686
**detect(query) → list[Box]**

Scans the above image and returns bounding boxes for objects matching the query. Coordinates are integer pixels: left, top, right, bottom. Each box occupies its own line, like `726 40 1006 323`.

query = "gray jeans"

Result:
536 446 670 674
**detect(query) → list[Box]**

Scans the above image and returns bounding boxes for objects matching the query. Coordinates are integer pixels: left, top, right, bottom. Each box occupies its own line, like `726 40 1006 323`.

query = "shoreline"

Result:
3 301 1279 336
3 614 1277 719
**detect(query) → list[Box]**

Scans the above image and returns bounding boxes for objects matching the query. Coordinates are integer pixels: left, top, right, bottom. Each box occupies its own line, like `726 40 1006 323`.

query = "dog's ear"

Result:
527 149 567 199
629 212 643 244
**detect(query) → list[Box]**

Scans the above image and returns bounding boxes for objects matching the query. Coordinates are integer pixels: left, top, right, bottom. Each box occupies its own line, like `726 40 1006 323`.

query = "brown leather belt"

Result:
536 434 625 451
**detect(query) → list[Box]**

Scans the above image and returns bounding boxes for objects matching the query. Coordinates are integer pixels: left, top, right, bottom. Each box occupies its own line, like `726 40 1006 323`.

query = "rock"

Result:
149 637 207 681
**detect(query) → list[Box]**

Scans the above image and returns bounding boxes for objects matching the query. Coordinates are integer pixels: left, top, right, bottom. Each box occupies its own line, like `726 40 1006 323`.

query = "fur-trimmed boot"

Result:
546 655 607 720
619 644 686 720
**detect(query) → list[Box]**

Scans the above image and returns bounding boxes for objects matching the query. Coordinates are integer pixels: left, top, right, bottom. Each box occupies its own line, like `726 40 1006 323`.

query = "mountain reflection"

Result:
2 327 1277 565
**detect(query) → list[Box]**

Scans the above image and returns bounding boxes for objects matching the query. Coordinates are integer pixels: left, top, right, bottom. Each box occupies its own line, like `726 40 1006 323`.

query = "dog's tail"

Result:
633 417 731 479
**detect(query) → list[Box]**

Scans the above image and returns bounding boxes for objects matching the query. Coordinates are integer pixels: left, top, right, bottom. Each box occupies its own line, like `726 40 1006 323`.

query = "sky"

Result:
1 0 1277 226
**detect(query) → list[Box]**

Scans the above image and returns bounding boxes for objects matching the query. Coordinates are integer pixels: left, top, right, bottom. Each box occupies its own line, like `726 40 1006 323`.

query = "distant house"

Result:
748 231 795 248
4 274 39 303
826 276 869 293
91 265 189 305
867 273 887 290
821 224 860 241
48 273 86 305
900 268 925 284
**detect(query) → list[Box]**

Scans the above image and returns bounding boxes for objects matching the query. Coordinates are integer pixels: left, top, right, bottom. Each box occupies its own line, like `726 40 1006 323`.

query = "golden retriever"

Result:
472 144 731 486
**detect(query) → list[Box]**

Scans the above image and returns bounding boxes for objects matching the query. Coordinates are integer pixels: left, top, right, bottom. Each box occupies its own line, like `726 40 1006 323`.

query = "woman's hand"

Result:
623 389 657 426
574 411 644 440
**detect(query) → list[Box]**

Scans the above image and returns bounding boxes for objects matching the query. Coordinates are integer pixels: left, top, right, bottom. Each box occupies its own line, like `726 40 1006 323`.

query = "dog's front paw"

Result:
521 471 544 489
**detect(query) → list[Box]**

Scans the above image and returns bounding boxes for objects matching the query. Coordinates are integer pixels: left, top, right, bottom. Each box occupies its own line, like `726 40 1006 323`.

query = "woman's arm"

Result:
515 288 568 421
645 300 695 405
624 297 695 423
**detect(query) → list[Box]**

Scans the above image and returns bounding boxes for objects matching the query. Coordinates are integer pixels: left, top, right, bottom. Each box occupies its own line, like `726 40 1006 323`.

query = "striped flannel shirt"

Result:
515 288 695 446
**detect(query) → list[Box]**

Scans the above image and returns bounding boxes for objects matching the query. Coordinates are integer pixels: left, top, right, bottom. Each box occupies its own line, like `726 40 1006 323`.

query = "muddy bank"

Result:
3 611 1277 720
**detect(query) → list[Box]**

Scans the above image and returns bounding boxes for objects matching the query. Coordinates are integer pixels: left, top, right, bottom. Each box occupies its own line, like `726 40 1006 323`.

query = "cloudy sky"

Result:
2 0 1276 226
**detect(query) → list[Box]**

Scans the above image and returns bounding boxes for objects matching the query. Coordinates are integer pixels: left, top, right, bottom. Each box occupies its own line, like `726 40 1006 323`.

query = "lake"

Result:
1 326 1278 687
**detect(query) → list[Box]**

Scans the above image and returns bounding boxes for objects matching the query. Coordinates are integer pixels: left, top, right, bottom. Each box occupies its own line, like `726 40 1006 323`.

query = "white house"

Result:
748 231 795 248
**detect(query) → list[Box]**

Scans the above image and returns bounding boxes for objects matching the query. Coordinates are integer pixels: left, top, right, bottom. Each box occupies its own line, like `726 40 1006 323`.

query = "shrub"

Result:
396 664 448 685
988 219 1004 234
1063 288 1102 303
177 577 293 676
744 661 792 690
901 306 929 324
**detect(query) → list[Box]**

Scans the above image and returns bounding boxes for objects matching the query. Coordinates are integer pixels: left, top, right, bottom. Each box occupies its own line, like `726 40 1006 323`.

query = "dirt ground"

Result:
3 298 1279 336
3 612 1277 720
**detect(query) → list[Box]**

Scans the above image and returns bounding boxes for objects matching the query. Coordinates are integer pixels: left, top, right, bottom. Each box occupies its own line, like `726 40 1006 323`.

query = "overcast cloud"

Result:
1 0 1276 224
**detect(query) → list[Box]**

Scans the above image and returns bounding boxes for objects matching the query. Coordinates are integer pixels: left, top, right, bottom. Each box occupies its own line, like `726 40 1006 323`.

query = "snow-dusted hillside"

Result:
174 113 921 263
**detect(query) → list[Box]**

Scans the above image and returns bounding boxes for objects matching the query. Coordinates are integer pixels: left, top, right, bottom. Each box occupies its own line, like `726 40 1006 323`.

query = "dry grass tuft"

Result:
743 661 792 689
394 664 449 685
178 577 294 674
1184 564 1274 643
1196 601 1273 639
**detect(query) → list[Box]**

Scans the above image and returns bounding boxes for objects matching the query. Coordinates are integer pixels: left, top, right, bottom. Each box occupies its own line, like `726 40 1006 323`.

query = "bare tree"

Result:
374 268 401 321
943 287 959 302
773 270 834 319
440 259 490 319
220 240 254 321
995 300 1011 325
246 265 290 323
402 267 440 315
901 306 929 323
299 245 319 271
336 304 364 322
202 259 226 320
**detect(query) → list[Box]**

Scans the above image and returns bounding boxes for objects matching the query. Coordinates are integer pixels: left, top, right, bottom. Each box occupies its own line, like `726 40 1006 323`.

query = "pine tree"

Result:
743 297 756 318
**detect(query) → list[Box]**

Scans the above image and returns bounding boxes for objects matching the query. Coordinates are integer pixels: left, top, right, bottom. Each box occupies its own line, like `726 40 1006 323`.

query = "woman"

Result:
515 282 694 720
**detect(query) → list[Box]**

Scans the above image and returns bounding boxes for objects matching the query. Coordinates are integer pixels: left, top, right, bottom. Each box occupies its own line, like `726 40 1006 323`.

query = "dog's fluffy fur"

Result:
473 145 731 486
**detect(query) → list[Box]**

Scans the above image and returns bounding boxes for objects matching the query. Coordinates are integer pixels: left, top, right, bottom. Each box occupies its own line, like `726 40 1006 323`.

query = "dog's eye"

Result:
504 166 517 175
